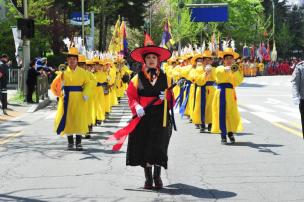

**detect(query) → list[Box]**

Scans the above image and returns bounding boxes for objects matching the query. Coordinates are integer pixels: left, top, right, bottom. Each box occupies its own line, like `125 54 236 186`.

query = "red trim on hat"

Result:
130 45 171 63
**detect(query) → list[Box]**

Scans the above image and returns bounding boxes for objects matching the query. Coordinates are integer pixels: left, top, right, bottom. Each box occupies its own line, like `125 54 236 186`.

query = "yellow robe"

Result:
53 67 91 135
192 66 216 125
95 71 106 121
182 65 194 117
211 66 243 134
87 71 97 126
109 66 118 107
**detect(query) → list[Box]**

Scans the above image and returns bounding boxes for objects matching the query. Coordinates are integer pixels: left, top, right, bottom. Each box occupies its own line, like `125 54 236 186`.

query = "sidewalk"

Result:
0 88 52 123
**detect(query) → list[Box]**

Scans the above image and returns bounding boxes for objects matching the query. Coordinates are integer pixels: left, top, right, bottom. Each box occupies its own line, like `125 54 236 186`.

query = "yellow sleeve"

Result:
50 73 62 97
231 70 244 87
82 70 92 97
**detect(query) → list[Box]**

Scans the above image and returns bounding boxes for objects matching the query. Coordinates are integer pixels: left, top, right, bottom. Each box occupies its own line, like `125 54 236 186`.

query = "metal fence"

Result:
8 68 19 84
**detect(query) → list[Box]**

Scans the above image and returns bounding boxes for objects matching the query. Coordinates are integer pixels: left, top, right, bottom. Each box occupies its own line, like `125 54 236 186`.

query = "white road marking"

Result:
251 112 286 122
246 104 275 113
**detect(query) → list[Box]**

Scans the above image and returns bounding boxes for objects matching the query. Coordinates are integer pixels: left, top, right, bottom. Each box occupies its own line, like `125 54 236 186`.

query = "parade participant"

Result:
126 45 173 189
94 59 106 125
0 54 9 115
291 61 304 139
191 50 216 133
211 48 243 144
51 47 91 151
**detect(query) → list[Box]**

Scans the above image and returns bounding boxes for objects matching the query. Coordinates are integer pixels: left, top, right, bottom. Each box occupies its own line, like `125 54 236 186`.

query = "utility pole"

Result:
22 0 30 95
149 0 152 36
81 0 85 47
272 0 275 42
178 0 184 56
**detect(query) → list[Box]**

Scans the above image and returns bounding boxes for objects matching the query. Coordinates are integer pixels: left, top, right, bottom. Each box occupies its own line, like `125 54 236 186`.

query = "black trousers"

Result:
300 99 304 139
27 85 35 102
0 89 7 110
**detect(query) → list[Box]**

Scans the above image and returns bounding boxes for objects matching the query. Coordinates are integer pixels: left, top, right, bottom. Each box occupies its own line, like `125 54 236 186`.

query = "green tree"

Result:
276 23 294 59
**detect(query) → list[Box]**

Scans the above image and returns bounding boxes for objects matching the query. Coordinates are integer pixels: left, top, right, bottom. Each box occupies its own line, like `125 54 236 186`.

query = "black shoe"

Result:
3 109 8 115
207 124 212 132
75 135 83 151
153 166 163 189
200 124 206 133
75 144 83 151
228 132 235 144
85 135 91 139
189 119 192 123
67 144 74 151
221 138 227 145
144 167 153 189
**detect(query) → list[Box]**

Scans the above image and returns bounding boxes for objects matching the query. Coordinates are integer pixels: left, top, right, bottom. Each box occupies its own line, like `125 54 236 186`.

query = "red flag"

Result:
144 32 154 46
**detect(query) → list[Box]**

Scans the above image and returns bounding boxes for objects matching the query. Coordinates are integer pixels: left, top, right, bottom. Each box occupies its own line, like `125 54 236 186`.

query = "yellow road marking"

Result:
272 122 303 138
0 132 23 145
286 121 302 130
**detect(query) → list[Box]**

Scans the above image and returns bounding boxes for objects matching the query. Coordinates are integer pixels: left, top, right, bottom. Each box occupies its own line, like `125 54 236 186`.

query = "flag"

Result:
108 17 121 53
120 20 128 56
144 31 155 46
161 19 175 49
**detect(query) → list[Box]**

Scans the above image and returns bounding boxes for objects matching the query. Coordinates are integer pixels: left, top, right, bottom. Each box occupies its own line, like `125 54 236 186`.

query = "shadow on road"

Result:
228 141 283 155
125 183 237 199
239 83 265 88
0 194 47 202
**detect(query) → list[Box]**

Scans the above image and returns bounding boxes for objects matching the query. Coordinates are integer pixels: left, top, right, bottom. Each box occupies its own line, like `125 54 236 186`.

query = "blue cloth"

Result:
200 81 215 125
179 80 191 117
217 83 233 138
97 82 108 87
56 86 83 135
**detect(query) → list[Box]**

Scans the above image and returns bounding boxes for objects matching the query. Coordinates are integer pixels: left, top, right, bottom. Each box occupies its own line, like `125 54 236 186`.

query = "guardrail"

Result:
36 76 49 103
8 68 19 84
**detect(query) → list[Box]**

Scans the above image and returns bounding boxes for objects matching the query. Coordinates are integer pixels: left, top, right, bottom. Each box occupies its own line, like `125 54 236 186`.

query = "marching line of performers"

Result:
50 47 132 151
163 47 243 145
49 43 244 190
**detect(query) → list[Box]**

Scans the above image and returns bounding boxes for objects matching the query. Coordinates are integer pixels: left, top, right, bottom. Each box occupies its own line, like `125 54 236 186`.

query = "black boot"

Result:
75 135 83 151
67 135 74 150
207 124 212 132
228 132 235 144
144 167 153 189
200 124 206 133
153 165 163 189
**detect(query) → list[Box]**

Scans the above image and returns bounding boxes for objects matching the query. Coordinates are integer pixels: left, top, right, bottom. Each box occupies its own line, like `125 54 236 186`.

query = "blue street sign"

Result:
70 12 90 25
190 6 228 22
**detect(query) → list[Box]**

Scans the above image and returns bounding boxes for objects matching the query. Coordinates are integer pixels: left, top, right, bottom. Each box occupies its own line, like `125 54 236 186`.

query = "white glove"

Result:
83 95 89 101
135 104 145 117
293 97 300 105
224 66 231 72
159 91 165 101
205 65 212 72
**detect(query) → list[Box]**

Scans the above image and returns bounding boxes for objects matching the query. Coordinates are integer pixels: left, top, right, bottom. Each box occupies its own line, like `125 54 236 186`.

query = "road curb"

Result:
27 99 51 113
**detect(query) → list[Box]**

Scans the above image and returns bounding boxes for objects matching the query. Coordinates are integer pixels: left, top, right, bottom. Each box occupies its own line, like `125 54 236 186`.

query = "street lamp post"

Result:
272 0 275 42
22 0 30 95
81 0 85 47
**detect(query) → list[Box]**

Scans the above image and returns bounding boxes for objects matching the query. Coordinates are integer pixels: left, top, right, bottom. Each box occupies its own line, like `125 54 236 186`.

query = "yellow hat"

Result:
78 55 86 63
104 58 113 65
218 48 239 59
92 56 100 64
63 47 79 57
86 60 94 65
191 50 213 65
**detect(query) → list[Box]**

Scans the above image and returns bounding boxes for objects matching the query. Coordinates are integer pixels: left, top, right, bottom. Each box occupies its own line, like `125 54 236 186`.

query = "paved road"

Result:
0 75 303 202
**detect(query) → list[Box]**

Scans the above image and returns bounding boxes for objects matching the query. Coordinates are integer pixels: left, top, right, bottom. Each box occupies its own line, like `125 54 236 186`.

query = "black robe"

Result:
126 71 172 169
